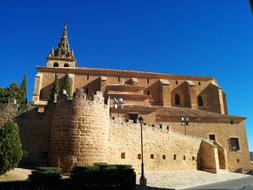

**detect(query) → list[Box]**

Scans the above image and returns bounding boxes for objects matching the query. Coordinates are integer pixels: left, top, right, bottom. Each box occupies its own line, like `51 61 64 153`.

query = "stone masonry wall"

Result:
36 68 227 114
107 119 203 172
159 121 251 172
49 91 110 173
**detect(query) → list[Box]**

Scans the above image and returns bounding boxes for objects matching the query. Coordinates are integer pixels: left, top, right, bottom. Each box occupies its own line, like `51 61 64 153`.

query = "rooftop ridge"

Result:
37 66 214 81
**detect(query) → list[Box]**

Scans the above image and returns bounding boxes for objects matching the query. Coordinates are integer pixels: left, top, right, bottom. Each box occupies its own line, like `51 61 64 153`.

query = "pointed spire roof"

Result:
48 24 75 61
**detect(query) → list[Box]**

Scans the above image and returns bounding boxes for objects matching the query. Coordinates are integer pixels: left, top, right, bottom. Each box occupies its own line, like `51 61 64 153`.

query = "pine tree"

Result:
19 75 27 110
49 74 59 102
62 74 72 99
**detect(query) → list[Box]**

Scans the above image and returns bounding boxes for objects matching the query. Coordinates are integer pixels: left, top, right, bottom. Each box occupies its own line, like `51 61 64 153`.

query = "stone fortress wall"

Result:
108 119 203 171
16 88 252 174
18 89 229 173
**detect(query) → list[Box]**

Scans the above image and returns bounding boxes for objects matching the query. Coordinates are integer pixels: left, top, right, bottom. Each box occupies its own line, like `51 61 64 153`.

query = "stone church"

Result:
16 25 252 173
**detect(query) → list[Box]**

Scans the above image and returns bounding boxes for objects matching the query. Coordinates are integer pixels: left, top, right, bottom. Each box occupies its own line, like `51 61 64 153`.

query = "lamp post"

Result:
113 97 124 118
181 117 189 135
139 116 147 187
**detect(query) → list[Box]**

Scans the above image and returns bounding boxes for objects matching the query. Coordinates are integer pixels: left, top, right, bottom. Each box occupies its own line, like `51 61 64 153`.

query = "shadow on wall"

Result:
198 84 221 114
145 81 161 105
171 82 191 108
15 106 52 168
40 75 66 100
81 77 101 96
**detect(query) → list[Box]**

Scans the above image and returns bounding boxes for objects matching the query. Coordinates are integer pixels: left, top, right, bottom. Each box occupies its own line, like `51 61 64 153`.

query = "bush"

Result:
0 121 23 175
71 163 136 189
29 167 61 185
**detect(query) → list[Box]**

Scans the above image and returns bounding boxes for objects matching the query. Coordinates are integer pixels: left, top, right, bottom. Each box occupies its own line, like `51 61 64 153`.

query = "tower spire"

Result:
48 23 75 61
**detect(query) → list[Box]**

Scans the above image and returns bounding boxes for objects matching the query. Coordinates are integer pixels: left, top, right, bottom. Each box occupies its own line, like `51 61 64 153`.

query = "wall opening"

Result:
209 134 216 141
138 154 141 160
121 152 125 159
53 62 59 67
173 154 176 160
230 138 240 151
150 154 154 159
198 96 204 107
129 113 138 123
183 156 186 160
147 90 151 96
64 63 69 67
162 155 166 160
175 94 181 105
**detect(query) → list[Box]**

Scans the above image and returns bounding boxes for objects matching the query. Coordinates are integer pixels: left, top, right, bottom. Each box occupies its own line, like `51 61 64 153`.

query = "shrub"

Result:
71 163 136 189
29 167 61 184
0 121 23 175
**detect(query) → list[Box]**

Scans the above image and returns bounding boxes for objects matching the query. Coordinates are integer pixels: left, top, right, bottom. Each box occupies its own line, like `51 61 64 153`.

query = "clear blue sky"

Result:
0 0 252 151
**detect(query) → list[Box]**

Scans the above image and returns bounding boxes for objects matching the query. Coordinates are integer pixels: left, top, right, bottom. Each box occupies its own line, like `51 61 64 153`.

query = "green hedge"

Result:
71 163 136 189
0 164 136 190
28 167 61 185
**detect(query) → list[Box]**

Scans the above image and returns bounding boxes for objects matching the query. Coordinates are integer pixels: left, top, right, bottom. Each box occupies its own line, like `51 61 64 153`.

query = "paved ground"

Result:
185 176 253 190
0 168 32 182
136 170 251 190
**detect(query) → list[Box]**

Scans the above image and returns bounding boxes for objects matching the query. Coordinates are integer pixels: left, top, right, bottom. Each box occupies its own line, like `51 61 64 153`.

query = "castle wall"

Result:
49 91 110 173
160 121 251 172
16 107 52 166
198 140 219 173
107 120 202 171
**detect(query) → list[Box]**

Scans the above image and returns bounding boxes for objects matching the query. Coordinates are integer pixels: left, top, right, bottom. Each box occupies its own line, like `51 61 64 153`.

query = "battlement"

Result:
53 89 109 109
109 117 203 143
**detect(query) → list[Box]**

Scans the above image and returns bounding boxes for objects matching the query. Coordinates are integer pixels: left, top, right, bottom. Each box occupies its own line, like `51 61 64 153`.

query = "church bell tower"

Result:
46 24 77 68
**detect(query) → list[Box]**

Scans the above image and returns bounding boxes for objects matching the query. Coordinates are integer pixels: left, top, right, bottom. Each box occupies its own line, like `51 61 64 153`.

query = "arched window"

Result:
53 62 59 67
175 94 181 105
64 63 69 67
198 96 204 107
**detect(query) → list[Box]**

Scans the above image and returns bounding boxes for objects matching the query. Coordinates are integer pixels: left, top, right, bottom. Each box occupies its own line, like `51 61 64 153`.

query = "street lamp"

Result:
139 116 147 187
181 117 189 135
113 97 124 118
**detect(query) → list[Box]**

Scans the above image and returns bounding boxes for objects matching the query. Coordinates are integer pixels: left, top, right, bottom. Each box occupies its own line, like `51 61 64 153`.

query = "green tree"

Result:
19 75 27 110
49 74 59 102
0 88 9 105
62 74 72 99
7 83 20 103
0 121 23 175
